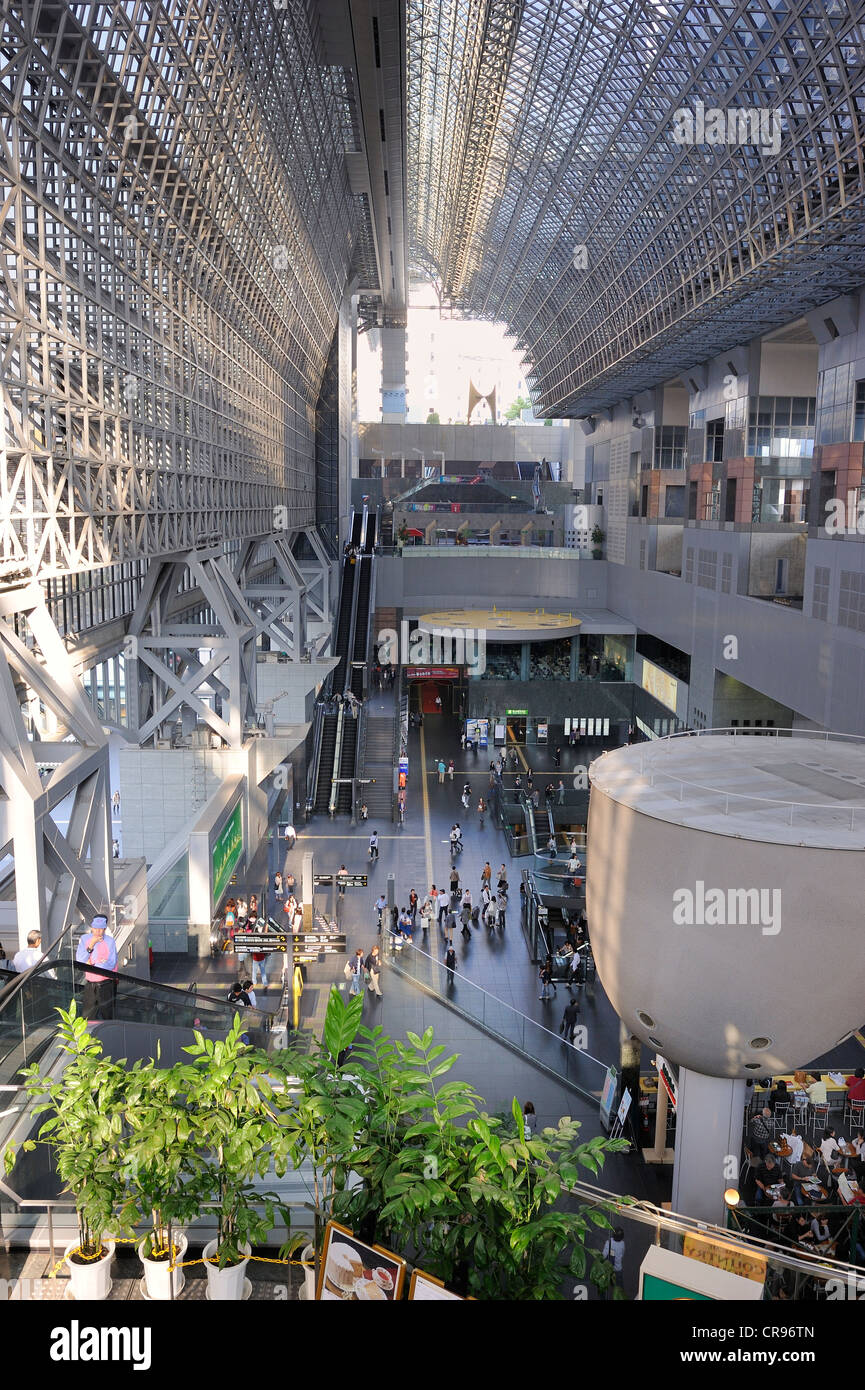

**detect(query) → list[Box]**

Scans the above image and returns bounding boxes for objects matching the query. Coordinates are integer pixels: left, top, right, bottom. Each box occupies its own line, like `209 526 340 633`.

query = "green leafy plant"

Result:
277 992 631 1299
277 989 369 1258
505 394 531 421
174 1015 292 1268
4 1003 127 1261
591 525 606 545
116 1059 208 1260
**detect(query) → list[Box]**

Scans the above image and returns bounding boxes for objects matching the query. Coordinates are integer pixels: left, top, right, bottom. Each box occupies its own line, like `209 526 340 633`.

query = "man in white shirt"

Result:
12 929 43 972
783 1129 804 1164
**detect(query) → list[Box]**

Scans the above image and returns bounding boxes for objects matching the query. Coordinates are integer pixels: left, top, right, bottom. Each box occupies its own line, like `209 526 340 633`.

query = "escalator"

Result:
311 513 360 813
336 518 375 811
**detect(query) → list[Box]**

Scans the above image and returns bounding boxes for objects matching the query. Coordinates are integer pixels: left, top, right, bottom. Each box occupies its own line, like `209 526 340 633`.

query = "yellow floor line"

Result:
853 1030 865 1052
420 722 434 890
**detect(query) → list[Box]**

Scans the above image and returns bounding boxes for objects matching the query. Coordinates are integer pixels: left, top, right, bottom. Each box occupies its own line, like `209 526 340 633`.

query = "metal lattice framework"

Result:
408 0 865 416
0 0 375 581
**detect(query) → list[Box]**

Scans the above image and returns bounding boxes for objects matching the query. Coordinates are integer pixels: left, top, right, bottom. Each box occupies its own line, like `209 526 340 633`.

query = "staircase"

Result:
362 717 393 816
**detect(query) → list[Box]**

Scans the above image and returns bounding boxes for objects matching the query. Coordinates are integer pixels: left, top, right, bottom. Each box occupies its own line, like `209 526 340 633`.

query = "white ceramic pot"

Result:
203 1238 251 1300
301 1242 317 1300
64 1239 115 1300
139 1232 187 1300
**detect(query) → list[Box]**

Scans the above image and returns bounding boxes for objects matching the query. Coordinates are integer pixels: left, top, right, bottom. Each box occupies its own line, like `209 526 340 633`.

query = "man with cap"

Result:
76 915 118 1019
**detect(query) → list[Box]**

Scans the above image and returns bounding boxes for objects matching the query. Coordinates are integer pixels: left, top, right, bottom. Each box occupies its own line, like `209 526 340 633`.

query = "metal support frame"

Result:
241 534 309 661
408 0 865 416
0 585 112 948
126 548 259 748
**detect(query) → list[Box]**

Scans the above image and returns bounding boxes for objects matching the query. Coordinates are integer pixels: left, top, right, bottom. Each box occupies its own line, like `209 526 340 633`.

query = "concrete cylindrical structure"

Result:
587 731 865 1080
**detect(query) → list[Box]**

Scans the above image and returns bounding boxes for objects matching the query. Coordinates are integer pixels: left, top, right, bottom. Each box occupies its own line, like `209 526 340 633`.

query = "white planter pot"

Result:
301 1243 317 1300
64 1239 115 1300
139 1233 187 1300
203 1238 251 1301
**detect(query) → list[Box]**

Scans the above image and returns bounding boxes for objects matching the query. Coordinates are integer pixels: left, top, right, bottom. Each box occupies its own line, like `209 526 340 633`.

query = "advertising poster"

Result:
316 1222 406 1302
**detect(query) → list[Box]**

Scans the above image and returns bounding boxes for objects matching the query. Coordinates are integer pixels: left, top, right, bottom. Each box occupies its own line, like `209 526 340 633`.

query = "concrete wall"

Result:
375 552 608 609
256 657 335 726
358 420 574 470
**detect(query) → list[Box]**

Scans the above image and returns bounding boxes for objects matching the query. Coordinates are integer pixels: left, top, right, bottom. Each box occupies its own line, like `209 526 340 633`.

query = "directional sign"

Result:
314 873 367 888
292 932 346 955
233 932 289 953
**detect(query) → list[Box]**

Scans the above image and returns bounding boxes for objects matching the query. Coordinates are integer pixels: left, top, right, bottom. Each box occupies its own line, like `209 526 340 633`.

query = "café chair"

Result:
810 1102 831 1135
845 1099 865 1132
772 1102 791 1135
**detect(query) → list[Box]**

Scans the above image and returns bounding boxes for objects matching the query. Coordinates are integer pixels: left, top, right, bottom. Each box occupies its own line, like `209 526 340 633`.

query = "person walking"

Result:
449 864 460 900
553 746 561 768
365 946 382 998
375 893 386 934
481 861 492 892
250 937 269 990
409 888 418 925
526 770 534 793
437 758 446 784
337 865 348 898
274 871 283 902
460 888 472 925
347 947 365 997
477 796 486 828
112 790 120 816
547 834 557 859
445 944 457 985
434 885 447 926
497 864 509 895
557 779 565 805
421 895 435 934
76 915 118 1019
539 957 556 1001
447 758 455 781
444 907 456 945
368 830 379 862
496 891 507 929
560 995 580 1043
531 788 540 811
522 1101 537 1139
460 730 467 751
602 1229 626 1293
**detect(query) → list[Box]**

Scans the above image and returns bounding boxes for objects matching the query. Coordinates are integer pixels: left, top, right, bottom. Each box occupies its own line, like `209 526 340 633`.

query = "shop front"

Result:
405 664 464 715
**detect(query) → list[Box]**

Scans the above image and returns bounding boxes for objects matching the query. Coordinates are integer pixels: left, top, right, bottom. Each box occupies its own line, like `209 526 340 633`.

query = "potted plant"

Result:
591 524 605 559
278 989 368 1297
4 1004 126 1300
175 1015 292 1300
118 1064 207 1300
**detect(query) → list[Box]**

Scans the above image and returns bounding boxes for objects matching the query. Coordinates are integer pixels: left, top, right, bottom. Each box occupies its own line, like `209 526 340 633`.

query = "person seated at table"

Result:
768 1078 789 1113
809 1215 835 1255
754 1154 783 1204
790 1154 819 1204
397 908 413 941
806 1073 828 1105
846 1068 865 1105
852 1131 865 1160
819 1127 849 1170
771 1182 793 1209
748 1107 774 1158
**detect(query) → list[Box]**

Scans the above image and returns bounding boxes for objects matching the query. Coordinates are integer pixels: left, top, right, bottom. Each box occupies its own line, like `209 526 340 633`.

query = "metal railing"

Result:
383 937 607 1101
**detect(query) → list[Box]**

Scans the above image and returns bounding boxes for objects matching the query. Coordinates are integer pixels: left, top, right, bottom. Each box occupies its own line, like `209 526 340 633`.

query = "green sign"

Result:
506 709 528 716
212 801 243 906
642 1274 712 1301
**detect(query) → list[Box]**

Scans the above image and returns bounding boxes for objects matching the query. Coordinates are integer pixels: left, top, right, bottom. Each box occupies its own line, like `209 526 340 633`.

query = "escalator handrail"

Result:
329 703 346 817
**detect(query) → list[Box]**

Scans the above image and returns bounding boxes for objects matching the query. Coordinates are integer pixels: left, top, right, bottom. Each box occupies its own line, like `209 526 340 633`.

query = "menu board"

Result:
408 1270 464 1301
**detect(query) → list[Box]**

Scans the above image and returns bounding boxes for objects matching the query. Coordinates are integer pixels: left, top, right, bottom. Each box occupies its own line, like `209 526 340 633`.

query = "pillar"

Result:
570 636 579 682
671 1068 748 1225
302 849 314 929
520 643 530 681
381 326 406 424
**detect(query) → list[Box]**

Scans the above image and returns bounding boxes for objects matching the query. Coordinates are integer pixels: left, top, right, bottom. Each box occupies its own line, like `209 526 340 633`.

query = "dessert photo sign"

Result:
316 1222 406 1301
